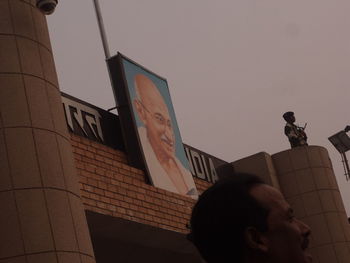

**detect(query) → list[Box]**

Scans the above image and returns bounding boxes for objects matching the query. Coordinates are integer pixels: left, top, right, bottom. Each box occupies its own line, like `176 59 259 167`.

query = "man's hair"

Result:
188 173 269 263
283 111 294 121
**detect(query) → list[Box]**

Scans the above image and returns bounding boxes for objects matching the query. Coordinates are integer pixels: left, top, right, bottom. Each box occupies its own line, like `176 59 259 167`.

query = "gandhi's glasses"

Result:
139 101 172 129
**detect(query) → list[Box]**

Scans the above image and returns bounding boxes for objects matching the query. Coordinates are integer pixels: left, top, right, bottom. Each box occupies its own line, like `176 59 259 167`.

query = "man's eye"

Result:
154 114 164 123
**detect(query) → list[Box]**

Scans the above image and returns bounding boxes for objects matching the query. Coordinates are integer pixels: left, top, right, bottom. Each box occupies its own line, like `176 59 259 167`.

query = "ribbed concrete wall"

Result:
231 151 280 189
0 1 95 262
272 146 350 263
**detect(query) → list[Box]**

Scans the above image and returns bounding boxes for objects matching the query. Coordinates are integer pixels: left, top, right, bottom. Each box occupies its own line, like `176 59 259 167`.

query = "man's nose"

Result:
164 124 173 138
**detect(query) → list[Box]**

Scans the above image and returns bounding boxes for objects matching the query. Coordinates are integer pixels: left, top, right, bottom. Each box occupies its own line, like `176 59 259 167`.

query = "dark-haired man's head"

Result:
188 173 312 263
283 111 296 124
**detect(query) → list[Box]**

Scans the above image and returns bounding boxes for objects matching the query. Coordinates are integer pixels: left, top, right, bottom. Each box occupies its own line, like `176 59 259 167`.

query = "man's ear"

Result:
245 227 269 253
134 99 146 123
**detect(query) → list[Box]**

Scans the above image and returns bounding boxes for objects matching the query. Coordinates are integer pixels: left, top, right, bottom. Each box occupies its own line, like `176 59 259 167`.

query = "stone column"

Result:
272 146 350 263
0 1 96 262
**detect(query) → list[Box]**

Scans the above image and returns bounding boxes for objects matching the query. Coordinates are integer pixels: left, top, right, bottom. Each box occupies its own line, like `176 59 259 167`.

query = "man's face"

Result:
250 185 312 263
288 115 296 123
135 75 175 160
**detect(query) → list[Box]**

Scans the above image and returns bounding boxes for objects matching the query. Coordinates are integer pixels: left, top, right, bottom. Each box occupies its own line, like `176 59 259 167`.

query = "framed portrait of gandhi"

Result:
108 53 198 198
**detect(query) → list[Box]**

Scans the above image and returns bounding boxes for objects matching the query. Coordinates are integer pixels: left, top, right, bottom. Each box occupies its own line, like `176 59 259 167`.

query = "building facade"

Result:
1 1 350 263
64 93 350 263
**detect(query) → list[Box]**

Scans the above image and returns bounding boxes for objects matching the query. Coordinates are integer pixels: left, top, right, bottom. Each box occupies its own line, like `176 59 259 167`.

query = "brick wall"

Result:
71 134 212 234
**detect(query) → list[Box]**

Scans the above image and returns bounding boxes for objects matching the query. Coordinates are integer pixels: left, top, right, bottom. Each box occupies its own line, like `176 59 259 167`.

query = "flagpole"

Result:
92 0 110 59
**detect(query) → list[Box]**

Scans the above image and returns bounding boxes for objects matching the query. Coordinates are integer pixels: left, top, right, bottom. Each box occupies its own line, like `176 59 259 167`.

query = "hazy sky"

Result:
47 0 350 215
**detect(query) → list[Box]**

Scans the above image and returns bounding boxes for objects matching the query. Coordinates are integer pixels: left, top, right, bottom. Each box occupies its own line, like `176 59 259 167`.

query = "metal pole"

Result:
341 152 350 181
343 152 350 181
92 0 110 59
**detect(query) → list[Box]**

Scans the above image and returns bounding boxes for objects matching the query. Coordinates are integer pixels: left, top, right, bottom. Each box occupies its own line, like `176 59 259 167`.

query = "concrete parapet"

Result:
231 151 280 189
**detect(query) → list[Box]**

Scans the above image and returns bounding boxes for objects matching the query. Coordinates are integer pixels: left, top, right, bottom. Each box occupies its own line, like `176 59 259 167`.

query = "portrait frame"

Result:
107 53 197 198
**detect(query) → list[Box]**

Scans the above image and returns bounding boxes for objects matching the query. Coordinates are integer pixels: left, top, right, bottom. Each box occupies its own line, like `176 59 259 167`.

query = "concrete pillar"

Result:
272 146 350 263
231 152 280 189
0 1 96 262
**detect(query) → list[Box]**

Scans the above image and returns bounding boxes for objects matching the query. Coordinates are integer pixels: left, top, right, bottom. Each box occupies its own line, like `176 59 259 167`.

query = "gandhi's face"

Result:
250 185 312 263
134 75 175 160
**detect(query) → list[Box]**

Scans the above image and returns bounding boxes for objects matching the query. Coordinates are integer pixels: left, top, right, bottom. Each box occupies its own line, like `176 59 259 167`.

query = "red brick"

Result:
119 201 129 209
80 190 90 199
90 192 100 201
97 201 107 209
142 202 151 210
133 199 142 206
110 179 120 186
96 155 104 162
104 158 113 165
150 203 160 211
124 196 133 204
76 148 87 156
71 132 204 233
116 207 126 214
121 164 131 171
75 162 85 170
101 176 111 184
105 191 114 199
87 178 98 187
110 199 120 206
85 164 96 173
134 211 145 219
118 187 127 196
138 188 146 194
114 193 124 201
145 214 153 221
87 146 96 153
130 167 141 174
107 184 117 193
129 204 138 211
78 143 88 151
139 207 147 214
104 170 113 177
98 181 107 189
84 198 97 207
101 196 110 204
113 173 124 182
126 209 135 217
106 204 116 212
126 191 136 199
96 168 105 176
83 184 93 192
154 199 163 206
94 188 104 196
148 209 156 216
136 193 144 200
123 183 133 191
112 160 123 168
145 196 154 203
153 217 162 224
123 176 133 184
119 169 131 176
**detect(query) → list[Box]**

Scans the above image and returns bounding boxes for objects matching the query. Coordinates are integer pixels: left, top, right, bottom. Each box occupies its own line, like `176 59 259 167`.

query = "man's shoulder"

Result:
285 123 292 133
285 122 295 128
